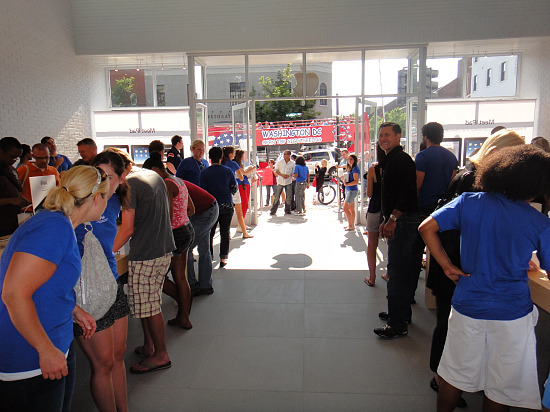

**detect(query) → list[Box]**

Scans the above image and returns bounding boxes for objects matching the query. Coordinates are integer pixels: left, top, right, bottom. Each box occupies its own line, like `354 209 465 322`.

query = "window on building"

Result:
157 84 166 106
473 75 478 92
109 68 188 108
230 81 246 106
500 62 507 81
486 68 492 87
319 83 327 106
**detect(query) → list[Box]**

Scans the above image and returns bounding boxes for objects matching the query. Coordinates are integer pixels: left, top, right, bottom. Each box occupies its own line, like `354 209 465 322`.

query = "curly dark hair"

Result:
475 145 550 200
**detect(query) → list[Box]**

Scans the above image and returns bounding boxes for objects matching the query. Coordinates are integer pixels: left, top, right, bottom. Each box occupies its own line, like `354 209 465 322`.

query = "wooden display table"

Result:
529 269 550 314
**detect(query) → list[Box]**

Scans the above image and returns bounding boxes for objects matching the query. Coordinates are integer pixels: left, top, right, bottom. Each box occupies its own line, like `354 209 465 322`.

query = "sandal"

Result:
364 278 375 287
129 359 172 375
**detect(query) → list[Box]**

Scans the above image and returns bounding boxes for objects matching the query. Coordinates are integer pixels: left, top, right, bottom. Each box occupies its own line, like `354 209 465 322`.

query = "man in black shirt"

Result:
374 122 419 338
166 135 183 175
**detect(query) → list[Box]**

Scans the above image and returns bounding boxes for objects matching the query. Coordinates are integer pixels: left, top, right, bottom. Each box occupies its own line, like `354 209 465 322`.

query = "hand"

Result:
443 264 470 285
12 196 30 207
382 219 396 240
307 184 310 189
54 156 64 168
73 305 96 339
38 345 68 380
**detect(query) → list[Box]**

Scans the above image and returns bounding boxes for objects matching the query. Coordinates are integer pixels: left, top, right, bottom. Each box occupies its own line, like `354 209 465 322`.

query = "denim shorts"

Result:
173 222 195 256
344 189 358 203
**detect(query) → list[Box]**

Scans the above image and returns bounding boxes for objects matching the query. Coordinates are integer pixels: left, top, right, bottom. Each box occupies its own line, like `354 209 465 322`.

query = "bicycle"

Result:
317 177 338 205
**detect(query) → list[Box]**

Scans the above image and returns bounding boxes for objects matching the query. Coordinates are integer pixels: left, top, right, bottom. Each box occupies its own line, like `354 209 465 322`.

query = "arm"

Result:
366 166 375 198
166 162 177 175
0 196 30 207
2 252 72 379
113 208 135 252
418 217 469 284
416 170 425 197
187 194 195 217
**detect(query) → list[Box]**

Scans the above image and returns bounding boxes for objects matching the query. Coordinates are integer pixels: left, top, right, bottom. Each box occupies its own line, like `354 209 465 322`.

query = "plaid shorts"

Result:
128 253 172 318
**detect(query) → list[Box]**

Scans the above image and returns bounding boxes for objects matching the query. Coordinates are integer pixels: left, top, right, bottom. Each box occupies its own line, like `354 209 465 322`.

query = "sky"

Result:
332 58 461 115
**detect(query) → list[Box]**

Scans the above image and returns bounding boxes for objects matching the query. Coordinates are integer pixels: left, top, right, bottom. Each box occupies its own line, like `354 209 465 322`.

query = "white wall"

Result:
71 0 550 55
0 0 101 161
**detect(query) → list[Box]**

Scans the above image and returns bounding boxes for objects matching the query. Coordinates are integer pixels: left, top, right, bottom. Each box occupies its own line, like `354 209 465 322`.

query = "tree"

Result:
251 65 320 122
111 76 135 107
367 107 407 137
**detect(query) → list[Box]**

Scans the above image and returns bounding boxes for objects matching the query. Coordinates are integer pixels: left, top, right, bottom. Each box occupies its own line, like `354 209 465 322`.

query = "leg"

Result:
437 379 463 412
218 207 234 260
194 205 218 288
111 316 129 412
430 292 453 373
350 199 356 227
283 184 292 213
168 252 192 329
386 219 418 330
482 396 510 412
265 185 271 205
291 181 296 210
77 328 117 412
366 231 379 284
209 219 219 257
141 313 170 365
270 185 283 214
234 203 251 237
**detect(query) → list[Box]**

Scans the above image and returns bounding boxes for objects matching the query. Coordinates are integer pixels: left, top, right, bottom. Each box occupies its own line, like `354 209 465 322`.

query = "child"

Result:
419 145 550 411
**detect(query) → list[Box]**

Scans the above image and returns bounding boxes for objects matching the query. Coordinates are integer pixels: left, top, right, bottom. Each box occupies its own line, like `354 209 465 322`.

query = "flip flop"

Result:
345 227 355 231
129 359 172 375
364 278 375 287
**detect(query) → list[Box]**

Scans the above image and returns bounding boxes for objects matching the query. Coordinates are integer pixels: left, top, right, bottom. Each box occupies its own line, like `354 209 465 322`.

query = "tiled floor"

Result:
71 188 537 411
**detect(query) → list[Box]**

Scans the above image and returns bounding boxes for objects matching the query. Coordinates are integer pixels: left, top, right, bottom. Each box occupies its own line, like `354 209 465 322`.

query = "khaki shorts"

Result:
128 254 172 318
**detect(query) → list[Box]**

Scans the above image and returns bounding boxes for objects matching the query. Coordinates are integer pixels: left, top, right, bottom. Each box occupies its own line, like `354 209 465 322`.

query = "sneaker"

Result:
373 324 408 338
193 287 214 296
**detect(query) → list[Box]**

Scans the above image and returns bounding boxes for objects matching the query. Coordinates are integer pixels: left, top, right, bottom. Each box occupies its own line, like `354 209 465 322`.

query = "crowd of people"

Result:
1 124 550 411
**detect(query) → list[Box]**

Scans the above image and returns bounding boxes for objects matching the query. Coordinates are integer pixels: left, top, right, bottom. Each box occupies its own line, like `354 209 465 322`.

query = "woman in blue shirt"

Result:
341 154 360 231
293 156 309 215
0 165 109 412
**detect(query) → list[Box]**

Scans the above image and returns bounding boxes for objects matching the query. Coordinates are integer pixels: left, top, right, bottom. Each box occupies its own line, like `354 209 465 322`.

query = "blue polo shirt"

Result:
176 156 209 185
432 192 550 321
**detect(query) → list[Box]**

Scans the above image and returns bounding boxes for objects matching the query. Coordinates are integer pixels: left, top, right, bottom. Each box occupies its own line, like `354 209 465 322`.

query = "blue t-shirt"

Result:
0 210 80 377
176 156 209 185
200 164 236 204
49 154 73 173
294 164 309 183
345 166 360 191
432 192 550 321
415 145 458 207
223 159 240 175
75 194 121 279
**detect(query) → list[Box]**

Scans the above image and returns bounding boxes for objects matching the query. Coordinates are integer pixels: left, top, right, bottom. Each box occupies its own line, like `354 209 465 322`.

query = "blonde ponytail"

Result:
44 165 108 217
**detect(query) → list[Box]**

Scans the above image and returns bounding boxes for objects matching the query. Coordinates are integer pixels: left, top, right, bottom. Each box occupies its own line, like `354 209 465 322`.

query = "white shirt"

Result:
274 158 295 186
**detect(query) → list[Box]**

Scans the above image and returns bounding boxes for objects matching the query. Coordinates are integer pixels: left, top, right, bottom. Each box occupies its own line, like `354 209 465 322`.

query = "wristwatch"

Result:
389 214 398 222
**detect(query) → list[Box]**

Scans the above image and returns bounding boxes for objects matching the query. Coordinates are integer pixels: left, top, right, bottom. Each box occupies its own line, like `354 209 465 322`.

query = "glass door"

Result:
231 101 258 225
196 103 207 143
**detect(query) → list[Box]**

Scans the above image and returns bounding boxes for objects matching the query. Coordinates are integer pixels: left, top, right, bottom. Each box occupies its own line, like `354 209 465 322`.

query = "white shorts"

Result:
232 188 241 204
438 306 541 410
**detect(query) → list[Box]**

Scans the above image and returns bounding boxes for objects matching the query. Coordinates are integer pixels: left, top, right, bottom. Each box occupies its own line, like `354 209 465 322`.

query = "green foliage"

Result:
251 65 320 122
111 76 135 107
367 107 407 137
